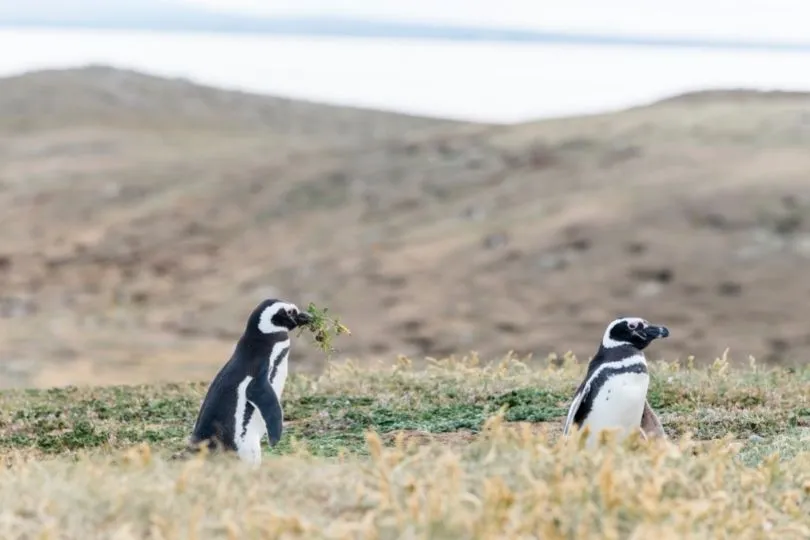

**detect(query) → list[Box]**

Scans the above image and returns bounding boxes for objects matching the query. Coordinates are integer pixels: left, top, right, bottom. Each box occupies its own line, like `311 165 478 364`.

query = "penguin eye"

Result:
627 321 638 330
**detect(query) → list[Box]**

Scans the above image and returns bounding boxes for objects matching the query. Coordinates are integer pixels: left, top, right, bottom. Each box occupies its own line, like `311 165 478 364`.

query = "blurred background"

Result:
0 0 809 390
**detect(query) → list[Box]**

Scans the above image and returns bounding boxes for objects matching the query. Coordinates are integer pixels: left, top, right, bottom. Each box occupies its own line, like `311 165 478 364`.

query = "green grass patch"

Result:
1 355 809 463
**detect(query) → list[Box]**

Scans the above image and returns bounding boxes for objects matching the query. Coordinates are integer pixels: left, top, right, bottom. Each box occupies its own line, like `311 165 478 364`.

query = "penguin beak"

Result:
643 325 670 340
294 311 313 327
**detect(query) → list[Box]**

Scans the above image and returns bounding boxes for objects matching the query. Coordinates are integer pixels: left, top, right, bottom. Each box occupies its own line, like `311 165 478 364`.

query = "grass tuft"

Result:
1 352 809 537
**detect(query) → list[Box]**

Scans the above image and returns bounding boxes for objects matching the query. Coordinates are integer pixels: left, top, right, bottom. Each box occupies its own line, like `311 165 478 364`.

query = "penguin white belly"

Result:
238 407 266 467
583 371 649 447
269 339 291 401
271 357 288 401
233 376 263 467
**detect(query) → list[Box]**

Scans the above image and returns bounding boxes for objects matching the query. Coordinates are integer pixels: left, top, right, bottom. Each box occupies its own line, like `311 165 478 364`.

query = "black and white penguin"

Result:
562 316 670 448
188 299 313 466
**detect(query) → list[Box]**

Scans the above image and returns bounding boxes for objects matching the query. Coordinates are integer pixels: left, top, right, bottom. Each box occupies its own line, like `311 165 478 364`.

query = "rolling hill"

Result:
1 66 810 390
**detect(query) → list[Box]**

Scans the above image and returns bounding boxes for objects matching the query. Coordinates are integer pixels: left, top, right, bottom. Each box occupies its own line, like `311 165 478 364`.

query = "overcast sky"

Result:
183 0 810 42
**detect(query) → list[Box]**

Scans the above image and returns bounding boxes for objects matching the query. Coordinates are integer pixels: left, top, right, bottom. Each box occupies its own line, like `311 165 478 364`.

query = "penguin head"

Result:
248 299 313 335
602 317 669 350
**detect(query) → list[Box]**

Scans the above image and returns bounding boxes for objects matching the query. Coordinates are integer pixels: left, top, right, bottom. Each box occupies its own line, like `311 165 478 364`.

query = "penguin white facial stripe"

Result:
601 335 627 349
602 317 647 348
258 302 297 334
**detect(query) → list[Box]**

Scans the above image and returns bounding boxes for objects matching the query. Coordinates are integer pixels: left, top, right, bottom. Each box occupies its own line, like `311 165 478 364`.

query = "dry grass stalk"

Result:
1 424 808 539
1 354 809 538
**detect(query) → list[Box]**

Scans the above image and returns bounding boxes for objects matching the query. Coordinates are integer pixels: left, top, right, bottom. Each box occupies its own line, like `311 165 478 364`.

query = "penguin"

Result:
187 298 313 466
562 316 670 448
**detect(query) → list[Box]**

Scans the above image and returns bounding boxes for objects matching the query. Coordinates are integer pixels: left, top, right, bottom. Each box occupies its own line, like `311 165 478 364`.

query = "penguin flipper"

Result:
562 383 590 436
246 378 284 446
640 399 666 439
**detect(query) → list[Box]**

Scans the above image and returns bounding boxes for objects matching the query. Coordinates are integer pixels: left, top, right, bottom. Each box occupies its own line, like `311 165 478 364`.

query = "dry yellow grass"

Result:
1 422 809 539
1 353 809 538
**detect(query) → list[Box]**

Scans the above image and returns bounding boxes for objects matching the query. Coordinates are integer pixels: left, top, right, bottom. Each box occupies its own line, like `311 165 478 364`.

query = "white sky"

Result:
183 0 810 43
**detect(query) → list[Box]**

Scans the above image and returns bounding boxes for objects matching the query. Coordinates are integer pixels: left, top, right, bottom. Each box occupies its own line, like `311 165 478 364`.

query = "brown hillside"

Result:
0 65 462 142
1 66 809 389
